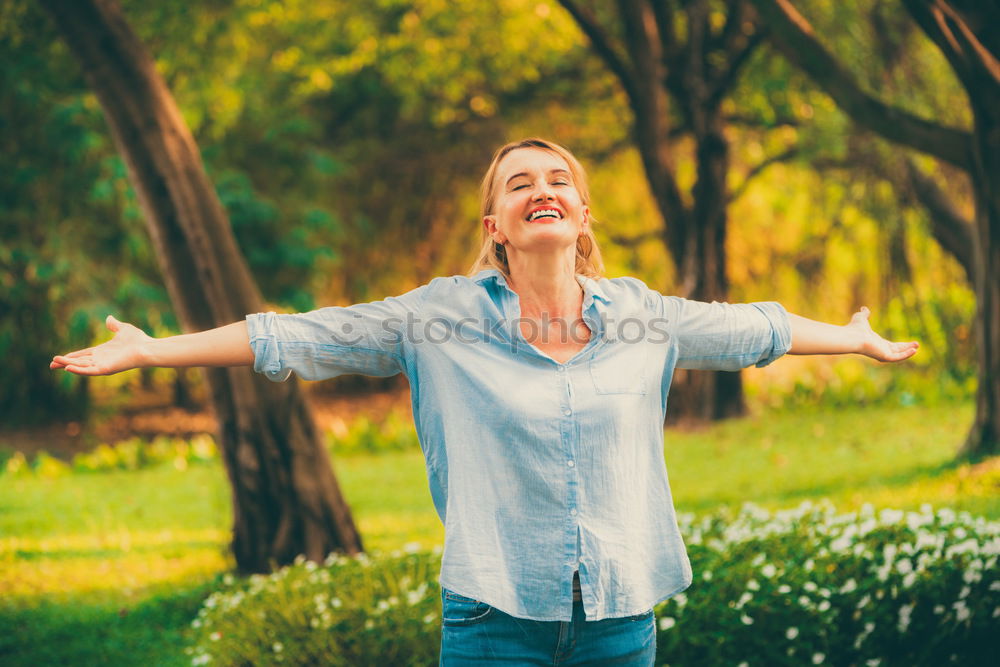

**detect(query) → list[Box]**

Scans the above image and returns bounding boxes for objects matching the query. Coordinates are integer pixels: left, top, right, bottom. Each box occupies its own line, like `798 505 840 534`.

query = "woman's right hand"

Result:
50 315 153 376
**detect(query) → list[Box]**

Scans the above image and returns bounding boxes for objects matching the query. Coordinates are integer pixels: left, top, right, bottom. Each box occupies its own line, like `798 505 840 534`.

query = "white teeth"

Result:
528 209 560 221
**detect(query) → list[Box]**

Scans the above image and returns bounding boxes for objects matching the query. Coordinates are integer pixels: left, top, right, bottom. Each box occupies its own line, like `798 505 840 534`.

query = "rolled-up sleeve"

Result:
246 284 429 382
661 296 792 371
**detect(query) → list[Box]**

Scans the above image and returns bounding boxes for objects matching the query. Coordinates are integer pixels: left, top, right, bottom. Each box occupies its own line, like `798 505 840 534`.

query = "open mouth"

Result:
527 208 562 222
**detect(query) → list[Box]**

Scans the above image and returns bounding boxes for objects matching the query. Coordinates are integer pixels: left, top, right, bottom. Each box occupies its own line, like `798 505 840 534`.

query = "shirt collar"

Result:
472 269 613 306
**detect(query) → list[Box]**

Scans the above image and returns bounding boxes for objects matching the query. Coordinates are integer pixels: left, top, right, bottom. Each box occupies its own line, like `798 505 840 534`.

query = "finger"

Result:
60 348 96 359
52 354 92 366
106 315 120 333
62 364 106 376
55 356 94 368
850 306 871 324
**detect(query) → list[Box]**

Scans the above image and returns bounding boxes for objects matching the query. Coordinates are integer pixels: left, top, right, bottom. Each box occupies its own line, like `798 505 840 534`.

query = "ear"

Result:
579 206 590 235
483 215 505 244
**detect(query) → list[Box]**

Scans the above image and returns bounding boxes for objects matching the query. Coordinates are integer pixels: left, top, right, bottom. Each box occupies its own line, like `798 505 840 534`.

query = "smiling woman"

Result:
51 136 919 666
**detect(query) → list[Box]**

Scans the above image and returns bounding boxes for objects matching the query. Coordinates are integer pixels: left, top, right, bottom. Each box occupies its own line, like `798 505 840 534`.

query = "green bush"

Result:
186 547 442 666
187 502 998 666
325 412 420 455
658 502 999 666
0 434 220 478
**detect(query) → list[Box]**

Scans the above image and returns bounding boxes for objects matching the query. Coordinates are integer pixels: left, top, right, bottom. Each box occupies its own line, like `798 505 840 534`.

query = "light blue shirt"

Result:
246 269 792 621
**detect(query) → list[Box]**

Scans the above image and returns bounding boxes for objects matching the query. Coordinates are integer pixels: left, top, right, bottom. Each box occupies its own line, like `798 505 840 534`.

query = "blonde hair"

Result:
468 138 605 280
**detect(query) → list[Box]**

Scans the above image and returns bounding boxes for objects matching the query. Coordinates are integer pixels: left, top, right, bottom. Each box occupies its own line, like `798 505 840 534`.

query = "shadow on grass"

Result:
0 578 217 667
10 540 224 562
680 458 970 514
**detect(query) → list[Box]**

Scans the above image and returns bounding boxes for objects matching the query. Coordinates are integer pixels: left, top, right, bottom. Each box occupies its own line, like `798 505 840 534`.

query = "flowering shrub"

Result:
656 501 999 666
186 546 442 666
187 503 998 666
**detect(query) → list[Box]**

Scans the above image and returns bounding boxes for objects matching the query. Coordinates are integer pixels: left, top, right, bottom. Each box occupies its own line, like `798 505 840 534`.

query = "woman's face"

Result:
484 147 589 258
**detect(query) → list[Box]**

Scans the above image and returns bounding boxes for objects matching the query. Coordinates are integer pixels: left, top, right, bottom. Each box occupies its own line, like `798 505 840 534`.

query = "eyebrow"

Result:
505 168 571 187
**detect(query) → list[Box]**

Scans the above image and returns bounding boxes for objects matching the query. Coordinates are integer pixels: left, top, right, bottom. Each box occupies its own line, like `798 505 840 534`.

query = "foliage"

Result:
0 434 218 478
184 502 998 666
659 501 998 666
0 412 422 480
186 549 442 666
325 411 420 455
2 403 997 665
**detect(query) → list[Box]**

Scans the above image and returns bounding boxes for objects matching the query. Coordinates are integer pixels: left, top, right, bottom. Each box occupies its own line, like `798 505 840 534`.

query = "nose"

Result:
531 180 555 201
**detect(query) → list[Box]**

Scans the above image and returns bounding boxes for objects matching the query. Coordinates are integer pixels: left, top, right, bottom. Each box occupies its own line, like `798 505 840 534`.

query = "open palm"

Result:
849 307 919 363
50 315 152 376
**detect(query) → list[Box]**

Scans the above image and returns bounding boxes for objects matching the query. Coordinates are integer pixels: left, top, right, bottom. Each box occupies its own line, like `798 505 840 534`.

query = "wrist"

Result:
135 337 158 368
847 324 868 355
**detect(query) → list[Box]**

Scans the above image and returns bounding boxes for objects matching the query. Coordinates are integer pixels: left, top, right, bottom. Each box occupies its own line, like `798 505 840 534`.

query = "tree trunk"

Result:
959 87 1000 458
38 0 363 571
664 115 747 421
751 0 998 458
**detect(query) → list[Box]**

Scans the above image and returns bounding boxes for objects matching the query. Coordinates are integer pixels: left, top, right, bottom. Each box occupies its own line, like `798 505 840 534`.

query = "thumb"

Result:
850 306 871 325
106 315 120 333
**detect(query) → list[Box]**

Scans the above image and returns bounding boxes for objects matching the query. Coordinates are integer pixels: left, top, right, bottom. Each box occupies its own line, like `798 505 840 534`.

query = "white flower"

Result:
703 570 713 581
805 559 815 571
741 614 754 625
896 559 913 575
840 579 858 594
778 584 791 594
272 643 283 653
865 659 882 667
423 613 437 624
804 581 818 592
812 652 825 664
934 605 945 614
799 596 812 607
818 600 831 612
786 627 799 640
761 564 777 578
898 603 914 633
747 579 760 591
658 616 676 631
953 601 970 623
209 632 221 642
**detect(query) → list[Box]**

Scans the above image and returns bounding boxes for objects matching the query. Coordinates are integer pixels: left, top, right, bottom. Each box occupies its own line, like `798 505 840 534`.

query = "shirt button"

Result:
563 408 572 416
567 460 575 468
570 508 578 517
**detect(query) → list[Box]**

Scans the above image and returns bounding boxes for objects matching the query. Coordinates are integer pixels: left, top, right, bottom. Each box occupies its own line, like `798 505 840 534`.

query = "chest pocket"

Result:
590 347 649 395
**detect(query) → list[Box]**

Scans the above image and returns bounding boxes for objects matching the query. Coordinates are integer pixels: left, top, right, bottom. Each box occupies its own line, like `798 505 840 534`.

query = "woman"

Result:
52 138 918 666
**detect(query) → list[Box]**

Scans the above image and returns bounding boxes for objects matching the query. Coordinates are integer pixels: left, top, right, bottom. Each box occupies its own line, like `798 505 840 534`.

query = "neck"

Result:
505 246 582 319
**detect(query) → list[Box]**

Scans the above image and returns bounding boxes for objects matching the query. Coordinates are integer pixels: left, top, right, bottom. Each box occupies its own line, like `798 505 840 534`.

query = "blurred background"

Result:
1 0 996 665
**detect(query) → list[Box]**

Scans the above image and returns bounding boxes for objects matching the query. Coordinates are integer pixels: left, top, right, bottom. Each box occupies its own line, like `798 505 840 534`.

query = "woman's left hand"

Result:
848 307 920 362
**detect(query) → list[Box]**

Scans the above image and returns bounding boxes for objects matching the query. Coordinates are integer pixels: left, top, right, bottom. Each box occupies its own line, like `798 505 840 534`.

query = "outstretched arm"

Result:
788 307 918 362
50 315 253 376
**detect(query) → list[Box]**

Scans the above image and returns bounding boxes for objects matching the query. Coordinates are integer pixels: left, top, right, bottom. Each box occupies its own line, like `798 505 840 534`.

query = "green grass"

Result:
1 401 996 666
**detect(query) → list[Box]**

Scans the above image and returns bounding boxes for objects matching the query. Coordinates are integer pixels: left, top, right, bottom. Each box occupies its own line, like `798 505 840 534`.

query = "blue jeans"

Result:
439 588 656 666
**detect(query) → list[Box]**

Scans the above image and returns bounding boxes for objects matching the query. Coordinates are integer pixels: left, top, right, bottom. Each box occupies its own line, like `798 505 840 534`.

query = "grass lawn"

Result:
1 401 996 665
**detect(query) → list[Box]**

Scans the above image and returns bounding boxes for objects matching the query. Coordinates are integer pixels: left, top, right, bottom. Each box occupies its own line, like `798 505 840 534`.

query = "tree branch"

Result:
606 230 662 247
727 146 799 202
902 159 975 280
557 0 639 102
748 0 973 170
902 0 1000 91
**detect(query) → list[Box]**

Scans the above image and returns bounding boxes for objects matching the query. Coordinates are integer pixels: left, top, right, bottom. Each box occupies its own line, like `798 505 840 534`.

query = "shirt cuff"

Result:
750 302 792 368
245 312 292 382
